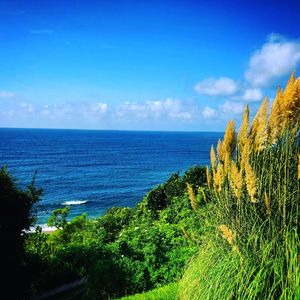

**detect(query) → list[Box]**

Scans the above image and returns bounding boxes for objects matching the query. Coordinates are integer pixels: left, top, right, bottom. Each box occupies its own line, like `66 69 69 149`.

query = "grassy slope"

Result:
119 283 178 300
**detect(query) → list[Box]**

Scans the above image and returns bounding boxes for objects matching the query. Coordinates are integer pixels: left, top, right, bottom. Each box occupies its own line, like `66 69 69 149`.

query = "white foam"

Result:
62 200 88 205
28 224 57 233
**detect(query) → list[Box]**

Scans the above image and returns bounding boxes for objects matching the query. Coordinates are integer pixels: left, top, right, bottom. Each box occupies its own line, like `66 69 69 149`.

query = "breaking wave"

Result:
62 200 88 205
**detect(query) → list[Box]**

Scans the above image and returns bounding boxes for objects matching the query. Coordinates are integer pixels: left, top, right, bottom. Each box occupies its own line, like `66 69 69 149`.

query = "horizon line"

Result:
0 126 224 133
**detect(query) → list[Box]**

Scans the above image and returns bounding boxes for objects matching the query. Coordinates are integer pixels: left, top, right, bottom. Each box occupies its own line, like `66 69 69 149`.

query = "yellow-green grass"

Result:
119 283 178 300
179 72 300 299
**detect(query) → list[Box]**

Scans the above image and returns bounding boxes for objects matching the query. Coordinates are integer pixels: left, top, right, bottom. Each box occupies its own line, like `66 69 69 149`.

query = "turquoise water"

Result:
0 128 222 224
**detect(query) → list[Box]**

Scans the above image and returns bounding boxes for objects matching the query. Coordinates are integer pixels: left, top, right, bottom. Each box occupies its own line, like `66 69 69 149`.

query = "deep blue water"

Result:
0 128 222 224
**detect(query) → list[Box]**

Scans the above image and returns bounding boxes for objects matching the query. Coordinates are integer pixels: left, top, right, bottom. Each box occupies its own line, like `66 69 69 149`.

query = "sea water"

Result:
0 128 222 224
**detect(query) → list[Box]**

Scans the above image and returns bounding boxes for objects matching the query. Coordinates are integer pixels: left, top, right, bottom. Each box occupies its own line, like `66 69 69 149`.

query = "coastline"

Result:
29 224 57 233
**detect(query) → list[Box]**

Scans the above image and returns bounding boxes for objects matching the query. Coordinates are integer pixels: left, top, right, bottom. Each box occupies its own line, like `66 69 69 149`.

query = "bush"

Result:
0 166 42 298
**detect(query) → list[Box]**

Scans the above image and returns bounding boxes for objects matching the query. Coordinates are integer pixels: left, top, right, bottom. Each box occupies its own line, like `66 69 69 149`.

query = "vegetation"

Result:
2 73 299 299
120 283 178 300
0 166 42 299
179 72 300 299
24 166 208 299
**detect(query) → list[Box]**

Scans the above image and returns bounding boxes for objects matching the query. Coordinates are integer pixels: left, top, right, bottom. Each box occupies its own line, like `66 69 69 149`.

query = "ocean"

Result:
0 128 222 225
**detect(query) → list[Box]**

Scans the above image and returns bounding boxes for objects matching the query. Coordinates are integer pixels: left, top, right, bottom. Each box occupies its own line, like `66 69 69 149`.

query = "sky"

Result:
0 0 300 131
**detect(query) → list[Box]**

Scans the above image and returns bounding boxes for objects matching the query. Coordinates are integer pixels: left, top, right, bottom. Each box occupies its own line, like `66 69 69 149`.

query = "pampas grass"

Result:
179 72 300 300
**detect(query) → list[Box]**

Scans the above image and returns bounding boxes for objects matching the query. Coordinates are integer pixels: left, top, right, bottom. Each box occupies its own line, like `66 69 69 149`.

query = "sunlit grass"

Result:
119 283 178 300
179 72 300 299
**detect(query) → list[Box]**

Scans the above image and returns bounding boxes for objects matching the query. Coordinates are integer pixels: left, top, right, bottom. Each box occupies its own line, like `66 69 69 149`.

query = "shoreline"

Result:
29 224 57 233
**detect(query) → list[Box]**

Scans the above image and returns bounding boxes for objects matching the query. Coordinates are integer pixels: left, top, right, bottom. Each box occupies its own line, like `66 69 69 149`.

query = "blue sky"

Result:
0 0 300 131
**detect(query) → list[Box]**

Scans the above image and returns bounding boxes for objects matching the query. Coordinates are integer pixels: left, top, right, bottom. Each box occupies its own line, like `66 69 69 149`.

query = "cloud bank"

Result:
0 97 201 130
0 91 15 98
194 77 238 96
116 98 193 121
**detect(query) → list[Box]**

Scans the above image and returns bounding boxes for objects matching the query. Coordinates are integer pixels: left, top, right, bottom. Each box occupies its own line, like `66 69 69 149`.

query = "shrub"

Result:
0 166 42 298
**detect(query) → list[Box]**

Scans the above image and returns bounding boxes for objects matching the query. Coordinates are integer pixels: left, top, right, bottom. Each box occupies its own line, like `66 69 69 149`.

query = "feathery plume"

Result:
294 77 300 123
269 87 283 143
210 145 217 172
217 139 225 163
187 183 199 211
296 77 300 103
282 71 298 127
238 105 249 148
219 224 235 245
240 137 251 170
250 97 269 152
206 166 211 187
224 152 230 175
291 77 300 125
198 187 207 203
244 161 257 203
230 161 243 200
298 154 300 180
223 120 235 156
283 71 296 103
219 224 242 261
214 163 224 192
264 191 271 217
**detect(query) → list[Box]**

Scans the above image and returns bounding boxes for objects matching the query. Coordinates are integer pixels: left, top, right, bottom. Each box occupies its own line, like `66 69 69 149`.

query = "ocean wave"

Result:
62 200 88 205
28 224 57 233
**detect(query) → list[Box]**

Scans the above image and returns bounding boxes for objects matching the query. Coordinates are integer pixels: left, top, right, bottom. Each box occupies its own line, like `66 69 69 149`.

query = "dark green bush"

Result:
0 166 42 299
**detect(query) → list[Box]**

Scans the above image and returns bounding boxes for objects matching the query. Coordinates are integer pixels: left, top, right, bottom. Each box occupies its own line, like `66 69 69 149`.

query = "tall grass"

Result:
120 283 178 300
180 72 300 299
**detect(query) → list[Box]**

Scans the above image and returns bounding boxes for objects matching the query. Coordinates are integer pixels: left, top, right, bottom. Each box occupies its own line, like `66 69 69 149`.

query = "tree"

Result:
48 206 70 229
0 166 42 299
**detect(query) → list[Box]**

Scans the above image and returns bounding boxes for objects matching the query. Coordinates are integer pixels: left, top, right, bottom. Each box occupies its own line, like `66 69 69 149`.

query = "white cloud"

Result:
30 29 54 35
20 102 35 113
90 102 108 115
0 91 15 98
245 36 300 87
202 107 216 119
161 98 193 120
220 101 244 115
194 77 238 96
116 98 193 120
42 104 51 116
241 88 263 102
200 101 246 123
38 102 109 120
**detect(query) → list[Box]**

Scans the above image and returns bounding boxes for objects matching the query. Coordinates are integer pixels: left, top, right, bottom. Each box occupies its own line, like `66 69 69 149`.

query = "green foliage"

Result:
25 166 207 299
0 166 42 232
182 165 206 189
144 166 207 216
95 207 133 243
0 166 42 299
120 283 178 300
47 206 70 229
146 185 168 212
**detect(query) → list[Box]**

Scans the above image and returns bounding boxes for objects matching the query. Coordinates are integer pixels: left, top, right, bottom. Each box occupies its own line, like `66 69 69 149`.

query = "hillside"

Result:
2 72 299 300
24 165 208 299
